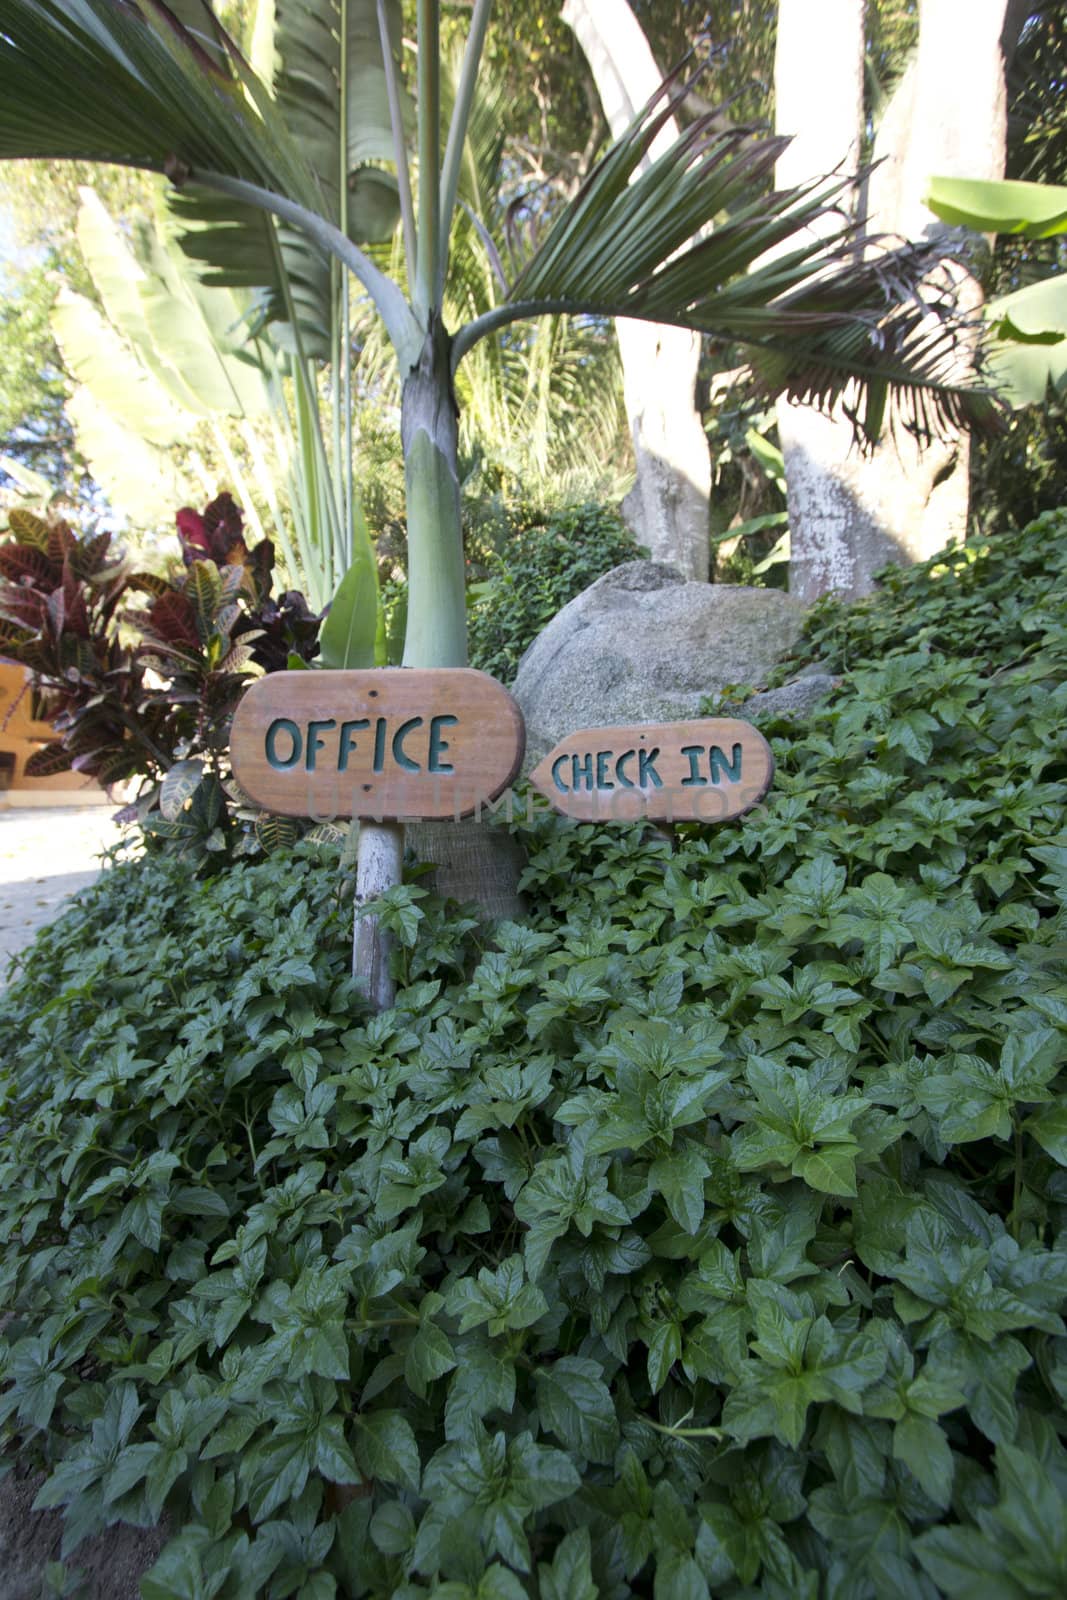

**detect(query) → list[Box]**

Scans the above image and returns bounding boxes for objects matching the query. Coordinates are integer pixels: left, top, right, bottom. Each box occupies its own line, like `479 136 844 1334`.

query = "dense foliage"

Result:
466 503 640 683
0 494 321 863
1 508 1067 1598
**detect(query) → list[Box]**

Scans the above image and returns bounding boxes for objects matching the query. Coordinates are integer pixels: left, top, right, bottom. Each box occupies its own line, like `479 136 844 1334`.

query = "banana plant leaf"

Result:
174 0 409 353
65 387 192 524
51 288 192 447
987 278 1067 406
75 189 271 421
925 175 1067 407
924 176 1067 238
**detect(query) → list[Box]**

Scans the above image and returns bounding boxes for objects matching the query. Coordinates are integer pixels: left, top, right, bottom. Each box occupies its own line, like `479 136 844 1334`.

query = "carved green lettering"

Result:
428 714 458 774
265 718 302 770
680 744 707 786
552 754 570 793
392 716 424 773
571 752 594 790
373 717 388 773
338 718 370 772
595 750 614 789
710 742 743 783
615 750 636 787
305 719 336 772
638 748 662 788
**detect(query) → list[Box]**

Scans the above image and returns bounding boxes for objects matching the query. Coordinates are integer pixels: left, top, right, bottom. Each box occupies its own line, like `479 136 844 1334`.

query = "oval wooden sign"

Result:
230 668 525 820
529 718 774 823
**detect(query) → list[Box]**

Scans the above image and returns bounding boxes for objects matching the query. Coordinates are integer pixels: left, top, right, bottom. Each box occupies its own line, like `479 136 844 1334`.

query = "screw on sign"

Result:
529 718 774 822
229 668 525 820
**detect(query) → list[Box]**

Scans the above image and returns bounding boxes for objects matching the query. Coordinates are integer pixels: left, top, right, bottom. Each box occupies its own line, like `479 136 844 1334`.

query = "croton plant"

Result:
0 493 322 863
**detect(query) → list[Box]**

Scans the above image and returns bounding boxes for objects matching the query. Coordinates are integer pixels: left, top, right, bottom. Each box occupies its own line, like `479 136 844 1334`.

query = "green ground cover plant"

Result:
465 503 640 683
1 508 1066 1598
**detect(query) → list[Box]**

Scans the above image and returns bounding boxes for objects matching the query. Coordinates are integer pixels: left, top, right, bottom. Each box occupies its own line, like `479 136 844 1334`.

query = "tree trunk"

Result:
352 318 526 1006
776 0 1016 603
773 0 868 602
562 0 712 581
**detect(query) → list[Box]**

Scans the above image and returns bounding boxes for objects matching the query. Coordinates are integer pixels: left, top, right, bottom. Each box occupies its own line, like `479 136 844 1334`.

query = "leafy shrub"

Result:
1 510 1067 1597
0 494 321 865
465 502 640 682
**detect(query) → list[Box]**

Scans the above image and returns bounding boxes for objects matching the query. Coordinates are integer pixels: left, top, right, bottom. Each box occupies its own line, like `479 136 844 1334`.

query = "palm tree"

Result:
0 0 999 1001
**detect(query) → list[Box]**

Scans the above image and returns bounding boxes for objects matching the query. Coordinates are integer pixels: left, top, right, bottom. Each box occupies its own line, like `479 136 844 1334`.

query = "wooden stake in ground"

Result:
352 820 404 1011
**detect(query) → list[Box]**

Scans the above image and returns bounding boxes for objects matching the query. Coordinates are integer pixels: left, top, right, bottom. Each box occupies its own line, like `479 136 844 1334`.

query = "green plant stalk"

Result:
414 0 441 320
400 321 468 668
264 368 317 592
343 274 354 573
377 0 416 271
270 222 347 604
439 0 493 295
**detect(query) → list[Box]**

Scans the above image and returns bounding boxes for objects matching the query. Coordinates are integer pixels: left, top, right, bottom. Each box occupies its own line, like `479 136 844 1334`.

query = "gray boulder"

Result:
742 672 838 724
513 561 808 765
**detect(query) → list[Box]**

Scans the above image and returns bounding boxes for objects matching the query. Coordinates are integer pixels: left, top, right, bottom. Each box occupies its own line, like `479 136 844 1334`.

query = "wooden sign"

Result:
529 718 773 823
230 668 525 820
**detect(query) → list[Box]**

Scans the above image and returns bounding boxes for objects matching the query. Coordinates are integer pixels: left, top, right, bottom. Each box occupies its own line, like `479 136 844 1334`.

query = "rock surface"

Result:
513 562 807 764
741 672 838 724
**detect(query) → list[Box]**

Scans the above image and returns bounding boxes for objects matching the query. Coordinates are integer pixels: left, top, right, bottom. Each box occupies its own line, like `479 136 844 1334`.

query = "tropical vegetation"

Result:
1 504 1066 1595
0 494 322 861
0 0 999 677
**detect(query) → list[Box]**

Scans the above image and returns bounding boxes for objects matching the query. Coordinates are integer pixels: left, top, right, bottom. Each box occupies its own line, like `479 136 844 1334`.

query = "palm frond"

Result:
454 74 1003 445
0 1 313 198
0 1 414 357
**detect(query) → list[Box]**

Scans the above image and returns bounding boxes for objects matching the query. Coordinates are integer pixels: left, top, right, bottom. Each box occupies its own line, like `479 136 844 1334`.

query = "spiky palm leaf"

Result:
454 79 1002 444
0 0 415 357
1 3 997 447
0 1 309 196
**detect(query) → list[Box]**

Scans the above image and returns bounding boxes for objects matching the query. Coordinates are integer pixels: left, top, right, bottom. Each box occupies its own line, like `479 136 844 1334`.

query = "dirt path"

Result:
0 807 126 984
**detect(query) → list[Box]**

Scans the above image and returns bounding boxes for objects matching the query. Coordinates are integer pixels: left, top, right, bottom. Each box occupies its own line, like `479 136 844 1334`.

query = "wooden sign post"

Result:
231 668 525 1012
230 668 525 821
529 718 773 823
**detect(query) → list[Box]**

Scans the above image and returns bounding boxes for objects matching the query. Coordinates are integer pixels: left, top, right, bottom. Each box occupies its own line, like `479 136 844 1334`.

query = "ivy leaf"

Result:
445 1346 516 1441
650 1143 710 1232
647 1322 683 1394
538 1528 598 1600
534 1357 618 1464
792 1145 858 1197
1025 1103 1067 1163
893 1413 955 1507
354 1410 420 1493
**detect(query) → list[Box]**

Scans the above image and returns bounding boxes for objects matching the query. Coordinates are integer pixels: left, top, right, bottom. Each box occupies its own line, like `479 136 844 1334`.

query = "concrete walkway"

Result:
0 806 127 980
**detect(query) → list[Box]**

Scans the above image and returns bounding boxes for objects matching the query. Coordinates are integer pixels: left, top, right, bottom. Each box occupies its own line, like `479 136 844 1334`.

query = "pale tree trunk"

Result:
776 0 1016 604
774 0 866 601
562 0 712 581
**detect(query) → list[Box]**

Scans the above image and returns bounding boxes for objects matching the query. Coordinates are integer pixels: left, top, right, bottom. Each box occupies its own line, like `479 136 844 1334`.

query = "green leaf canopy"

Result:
463 83 1003 444
0 3 1001 454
